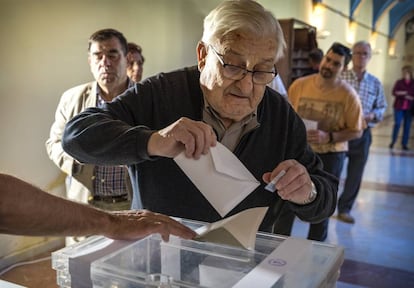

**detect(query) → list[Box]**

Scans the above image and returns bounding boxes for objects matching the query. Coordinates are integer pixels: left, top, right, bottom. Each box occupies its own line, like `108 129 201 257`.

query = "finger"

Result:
262 172 272 183
179 121 215 159
155 221 170 242
187 122 216 159
137 215 171 241
188 123 206 159
155 118 198 158
277 171 310 201
265 160 297 181
170 119 203 158
277 176 303 199
274 161 305 191
171 123 196 158
202 125 217 155
153 213 196 239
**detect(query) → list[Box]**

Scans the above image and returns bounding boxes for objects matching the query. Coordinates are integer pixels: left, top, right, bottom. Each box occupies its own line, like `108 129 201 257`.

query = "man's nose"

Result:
101 55 112 66
238 72 254 93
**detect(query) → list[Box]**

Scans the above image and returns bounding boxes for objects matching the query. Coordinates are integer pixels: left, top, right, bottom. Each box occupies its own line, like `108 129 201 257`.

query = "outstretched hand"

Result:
107 210 197 242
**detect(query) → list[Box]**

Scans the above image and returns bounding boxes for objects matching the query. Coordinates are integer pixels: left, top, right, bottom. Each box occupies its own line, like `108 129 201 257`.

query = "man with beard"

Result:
287 42 365 241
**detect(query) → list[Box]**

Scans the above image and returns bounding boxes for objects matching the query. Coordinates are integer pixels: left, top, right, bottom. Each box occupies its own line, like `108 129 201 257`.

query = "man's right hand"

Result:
147 117 217 159
108 210 197 242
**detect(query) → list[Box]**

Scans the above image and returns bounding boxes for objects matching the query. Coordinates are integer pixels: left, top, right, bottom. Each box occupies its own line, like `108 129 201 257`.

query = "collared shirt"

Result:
93 80 133 197
342 69 387 127
203 98 259 152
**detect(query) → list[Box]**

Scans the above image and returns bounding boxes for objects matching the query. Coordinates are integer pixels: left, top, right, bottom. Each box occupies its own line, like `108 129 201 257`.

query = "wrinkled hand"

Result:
307 129 329 144
106 210 197 242
147 117 217 159
262 159 313 205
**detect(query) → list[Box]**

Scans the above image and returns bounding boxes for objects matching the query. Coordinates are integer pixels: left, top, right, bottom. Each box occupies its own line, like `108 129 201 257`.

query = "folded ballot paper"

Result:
302 118 318 131
174 142 260 217
194 207 268 250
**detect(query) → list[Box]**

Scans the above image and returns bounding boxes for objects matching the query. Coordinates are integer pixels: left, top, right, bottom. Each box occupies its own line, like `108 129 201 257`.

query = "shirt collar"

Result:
96 78 133 106
202 96 258 128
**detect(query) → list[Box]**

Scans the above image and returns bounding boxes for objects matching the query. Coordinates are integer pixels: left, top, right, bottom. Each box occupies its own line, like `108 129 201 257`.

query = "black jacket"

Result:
63 66 338 233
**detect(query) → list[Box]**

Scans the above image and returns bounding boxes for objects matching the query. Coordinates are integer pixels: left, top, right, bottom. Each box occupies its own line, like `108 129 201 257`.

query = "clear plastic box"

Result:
52 219 344 288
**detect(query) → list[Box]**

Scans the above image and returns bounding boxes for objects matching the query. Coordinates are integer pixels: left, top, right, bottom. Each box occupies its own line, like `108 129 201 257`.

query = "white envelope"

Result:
302 118 318 131
173 142 260 217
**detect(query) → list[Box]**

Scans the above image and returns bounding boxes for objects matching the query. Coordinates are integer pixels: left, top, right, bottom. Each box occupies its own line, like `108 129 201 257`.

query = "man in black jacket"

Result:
63 0 338 236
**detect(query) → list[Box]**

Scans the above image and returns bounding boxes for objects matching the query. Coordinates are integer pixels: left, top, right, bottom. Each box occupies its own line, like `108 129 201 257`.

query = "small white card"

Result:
302 118 318 131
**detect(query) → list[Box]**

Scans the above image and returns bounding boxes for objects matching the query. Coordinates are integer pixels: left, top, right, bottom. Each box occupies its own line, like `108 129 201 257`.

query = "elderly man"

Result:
340 41 387 224
62 0 337 234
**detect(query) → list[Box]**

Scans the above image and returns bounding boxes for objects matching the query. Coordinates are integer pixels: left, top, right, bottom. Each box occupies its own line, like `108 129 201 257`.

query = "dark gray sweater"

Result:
63 66 338 233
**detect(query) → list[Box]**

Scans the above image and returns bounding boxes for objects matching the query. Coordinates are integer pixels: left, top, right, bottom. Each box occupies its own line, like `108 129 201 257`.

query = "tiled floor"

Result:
0 116 413 287
291 116 414 287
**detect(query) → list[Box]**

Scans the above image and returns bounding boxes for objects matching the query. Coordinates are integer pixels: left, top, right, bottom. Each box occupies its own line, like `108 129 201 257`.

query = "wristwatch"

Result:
302 182 317 205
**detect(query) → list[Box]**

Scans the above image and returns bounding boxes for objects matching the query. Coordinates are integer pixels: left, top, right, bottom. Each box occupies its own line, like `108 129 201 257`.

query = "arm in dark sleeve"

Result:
392 80 406 97
372 79 387 122
285 110 338 223
292 145 338 223
62 89 155 166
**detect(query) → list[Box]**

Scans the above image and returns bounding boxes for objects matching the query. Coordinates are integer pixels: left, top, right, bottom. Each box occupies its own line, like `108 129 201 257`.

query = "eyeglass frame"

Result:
207 44 278 85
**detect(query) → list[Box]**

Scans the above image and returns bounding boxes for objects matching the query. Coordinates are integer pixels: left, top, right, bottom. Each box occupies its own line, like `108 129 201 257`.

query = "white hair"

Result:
201 0 286 61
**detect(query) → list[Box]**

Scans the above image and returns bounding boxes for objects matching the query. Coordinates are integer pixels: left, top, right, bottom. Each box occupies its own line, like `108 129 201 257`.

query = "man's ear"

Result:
196 41 207 71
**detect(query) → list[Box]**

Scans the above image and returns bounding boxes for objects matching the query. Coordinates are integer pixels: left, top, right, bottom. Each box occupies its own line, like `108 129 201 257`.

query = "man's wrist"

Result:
328 132 334 143
302 182 317 205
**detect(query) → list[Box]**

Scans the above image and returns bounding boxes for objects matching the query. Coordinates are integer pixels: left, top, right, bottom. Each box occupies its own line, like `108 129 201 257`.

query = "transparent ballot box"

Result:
52 219 344 288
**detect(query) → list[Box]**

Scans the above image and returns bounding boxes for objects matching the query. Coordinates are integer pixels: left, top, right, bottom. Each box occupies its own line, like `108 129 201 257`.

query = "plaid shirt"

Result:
93 81 133 197
342 69 387 127
93 165 128 197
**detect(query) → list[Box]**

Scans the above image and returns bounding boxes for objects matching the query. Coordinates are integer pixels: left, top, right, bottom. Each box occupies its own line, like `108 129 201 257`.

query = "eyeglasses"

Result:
209 45 277 85
353 51 370 57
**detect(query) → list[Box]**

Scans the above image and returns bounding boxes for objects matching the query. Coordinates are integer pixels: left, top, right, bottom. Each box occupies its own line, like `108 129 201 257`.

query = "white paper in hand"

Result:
174 142 260 217
302 118 318 131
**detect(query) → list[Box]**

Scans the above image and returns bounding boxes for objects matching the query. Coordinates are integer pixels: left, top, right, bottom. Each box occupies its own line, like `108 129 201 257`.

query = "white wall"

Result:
302 0 404 115
0 0 407 261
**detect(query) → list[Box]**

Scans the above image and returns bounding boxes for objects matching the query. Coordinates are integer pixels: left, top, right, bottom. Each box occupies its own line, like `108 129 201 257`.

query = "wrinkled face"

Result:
88 37 128 87
319 50 345 80
127 51 144 82
352 44 371 70
197 34 277 124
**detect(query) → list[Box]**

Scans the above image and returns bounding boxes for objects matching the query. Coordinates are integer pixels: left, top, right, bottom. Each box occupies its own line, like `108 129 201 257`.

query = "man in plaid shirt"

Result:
46 29 135 222
339 41 387 224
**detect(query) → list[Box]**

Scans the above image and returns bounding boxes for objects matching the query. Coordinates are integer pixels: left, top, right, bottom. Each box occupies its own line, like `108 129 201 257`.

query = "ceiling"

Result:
387 0 414 37
356 0 414 38
320 0 414 39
